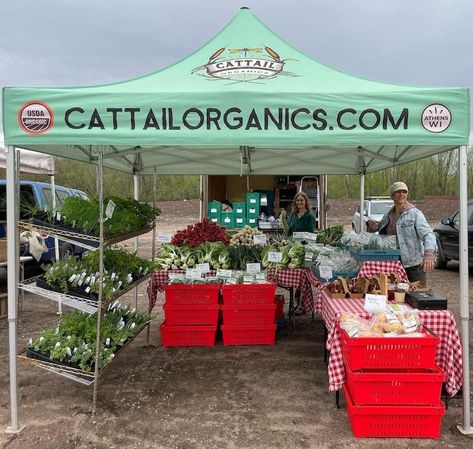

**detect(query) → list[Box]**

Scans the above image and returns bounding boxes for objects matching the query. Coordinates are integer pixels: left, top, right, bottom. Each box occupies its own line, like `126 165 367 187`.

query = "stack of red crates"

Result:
340 325 446 439
220 284 277 346
159 284 220 347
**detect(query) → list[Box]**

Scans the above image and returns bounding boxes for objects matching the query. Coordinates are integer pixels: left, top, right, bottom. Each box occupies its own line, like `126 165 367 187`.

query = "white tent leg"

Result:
151 170 157 261
92 152 104 415
6 145 24 434
50 175 61 314
133 174 140 309
359 174 365 232
199 175 203 221
457 145 472 435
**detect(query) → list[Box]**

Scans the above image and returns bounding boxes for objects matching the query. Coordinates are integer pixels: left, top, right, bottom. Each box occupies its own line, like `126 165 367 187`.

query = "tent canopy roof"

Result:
0 135 54 175
2 7 470 175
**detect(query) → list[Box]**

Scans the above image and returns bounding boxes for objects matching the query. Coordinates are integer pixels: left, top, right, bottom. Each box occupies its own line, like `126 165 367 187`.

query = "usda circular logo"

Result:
421 104 452 133
18 101 54 134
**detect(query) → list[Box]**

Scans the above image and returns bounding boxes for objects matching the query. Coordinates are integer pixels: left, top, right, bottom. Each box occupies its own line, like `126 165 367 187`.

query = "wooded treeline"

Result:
8 149 472 201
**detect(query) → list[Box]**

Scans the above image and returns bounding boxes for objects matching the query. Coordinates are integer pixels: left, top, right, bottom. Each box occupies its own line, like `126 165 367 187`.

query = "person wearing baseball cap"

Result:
367 182 436 285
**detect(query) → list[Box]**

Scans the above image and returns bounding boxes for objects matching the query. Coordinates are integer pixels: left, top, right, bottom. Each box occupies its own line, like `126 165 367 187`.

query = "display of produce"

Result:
26 303 151 372
261 242 305 269
228 225 263 246
305 244 359 277
339 310 422 337
171 218 229 247
155 242 231 270
340 231 398 250
41 248 155 302
315 224 345 246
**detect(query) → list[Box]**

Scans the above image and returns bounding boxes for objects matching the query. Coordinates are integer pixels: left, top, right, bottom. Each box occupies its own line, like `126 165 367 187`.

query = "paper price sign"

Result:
268 252 283 263
246 263 261 273
364 294 387 314
253 234 267 245
158 232 173 243
255 272 266 281
196 263 210 273
304 251 314 261
185 269 202 280
318 266 333 280
292 232 306 239
216 269 232 278
304 232 317 242
105 200 116 219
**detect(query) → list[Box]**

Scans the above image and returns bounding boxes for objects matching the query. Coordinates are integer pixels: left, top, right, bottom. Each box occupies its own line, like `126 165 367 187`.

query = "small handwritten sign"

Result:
246 263 261 273
158 232 173 243
318 266 333 280
196 263 210 273
364 294 387 314
268 252 283 263
185 269 202 280
216 269 232 278
253 234 267 245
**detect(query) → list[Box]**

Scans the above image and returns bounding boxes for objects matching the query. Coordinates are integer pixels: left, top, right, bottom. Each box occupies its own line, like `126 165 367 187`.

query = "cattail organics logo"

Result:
421 104 452 133
18 101 54 134
192 47 297 83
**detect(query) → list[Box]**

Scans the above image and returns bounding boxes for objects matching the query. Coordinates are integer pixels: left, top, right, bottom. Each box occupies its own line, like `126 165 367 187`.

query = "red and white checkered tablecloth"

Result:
320 288 463 396
267 268 321 313
357 260 408 281
147 269 217 311
313 260 408 314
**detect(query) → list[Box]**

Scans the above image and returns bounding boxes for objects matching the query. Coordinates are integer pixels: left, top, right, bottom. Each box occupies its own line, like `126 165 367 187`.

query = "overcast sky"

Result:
1 0 472 137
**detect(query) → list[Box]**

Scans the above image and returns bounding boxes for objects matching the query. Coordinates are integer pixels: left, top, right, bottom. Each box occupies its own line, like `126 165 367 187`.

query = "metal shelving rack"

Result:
17 153 158 412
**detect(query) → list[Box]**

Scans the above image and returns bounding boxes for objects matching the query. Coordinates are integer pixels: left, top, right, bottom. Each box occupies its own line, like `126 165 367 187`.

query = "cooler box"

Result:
405 291 447 310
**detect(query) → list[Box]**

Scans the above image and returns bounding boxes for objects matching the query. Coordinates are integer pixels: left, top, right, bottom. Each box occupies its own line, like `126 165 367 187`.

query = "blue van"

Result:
0 180 90 262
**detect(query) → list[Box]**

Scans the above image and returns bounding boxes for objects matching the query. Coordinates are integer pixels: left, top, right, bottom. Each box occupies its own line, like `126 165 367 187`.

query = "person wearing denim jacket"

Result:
367 182 436 285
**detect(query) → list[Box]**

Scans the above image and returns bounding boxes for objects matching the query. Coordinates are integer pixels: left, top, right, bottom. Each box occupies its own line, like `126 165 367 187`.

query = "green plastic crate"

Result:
221 211 235 228
235 216 247 228
233 202 246 218
207 201 221 217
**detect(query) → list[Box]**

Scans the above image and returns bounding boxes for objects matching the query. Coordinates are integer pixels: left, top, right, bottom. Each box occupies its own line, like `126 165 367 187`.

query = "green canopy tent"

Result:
2 7 471 433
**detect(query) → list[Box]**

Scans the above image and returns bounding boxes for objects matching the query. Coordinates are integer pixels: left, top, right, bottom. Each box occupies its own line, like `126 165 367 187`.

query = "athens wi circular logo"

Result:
18 101 54 134
421 104 452 133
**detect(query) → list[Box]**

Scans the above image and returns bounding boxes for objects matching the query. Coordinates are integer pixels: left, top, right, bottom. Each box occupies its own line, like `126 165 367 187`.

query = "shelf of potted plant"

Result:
19 248 156 314
18 303 152 385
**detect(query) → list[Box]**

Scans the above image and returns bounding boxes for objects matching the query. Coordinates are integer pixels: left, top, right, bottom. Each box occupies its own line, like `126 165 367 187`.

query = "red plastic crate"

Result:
220 324 276 346
221 284 276 305
339 325 439 370
344 385 445 438
163 304 220 325
159 322 217 347
164 284 220 305
345 363 445 405
221 304 276 325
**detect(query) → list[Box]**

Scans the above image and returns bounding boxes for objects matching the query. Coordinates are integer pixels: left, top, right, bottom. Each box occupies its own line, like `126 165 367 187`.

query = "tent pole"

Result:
50 175 61 314
456 145 472 435
359 174 365 232
199 175 203 221
6 145 24 434
133 174 140 309
92 151 104 415
151 169 157 261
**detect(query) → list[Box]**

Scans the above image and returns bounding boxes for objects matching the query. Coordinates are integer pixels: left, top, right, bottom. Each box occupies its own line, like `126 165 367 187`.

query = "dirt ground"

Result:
0 197 472 449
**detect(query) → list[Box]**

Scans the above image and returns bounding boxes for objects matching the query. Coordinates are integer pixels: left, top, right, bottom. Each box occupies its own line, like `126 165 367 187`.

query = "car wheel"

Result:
60 243 74 260
434 236 448 270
